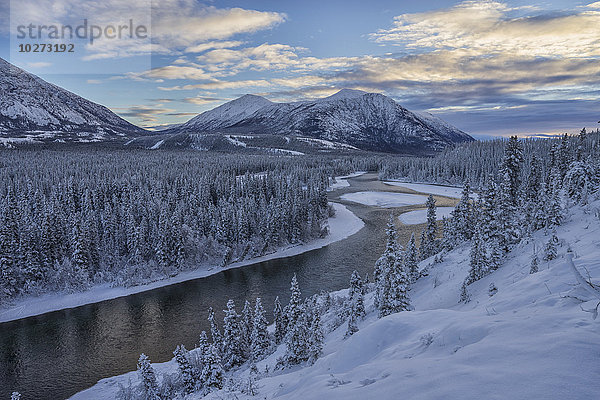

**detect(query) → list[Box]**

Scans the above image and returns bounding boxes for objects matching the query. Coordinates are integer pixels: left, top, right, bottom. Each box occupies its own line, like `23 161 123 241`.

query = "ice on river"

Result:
398 206 455 225
340 191 427 208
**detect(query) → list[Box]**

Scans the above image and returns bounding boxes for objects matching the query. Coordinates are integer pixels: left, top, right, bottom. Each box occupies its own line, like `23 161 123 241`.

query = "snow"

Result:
72 197 600 400
149 139 164 150
297 137 359 150
328 172 367 191
0 203 363 324
341 191 427 208
398 206 455 225
267 148 304 156
383 181 469 199
225 135 247 148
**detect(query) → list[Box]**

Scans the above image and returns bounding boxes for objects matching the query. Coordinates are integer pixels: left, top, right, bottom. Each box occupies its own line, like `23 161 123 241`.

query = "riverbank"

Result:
0 202 364 324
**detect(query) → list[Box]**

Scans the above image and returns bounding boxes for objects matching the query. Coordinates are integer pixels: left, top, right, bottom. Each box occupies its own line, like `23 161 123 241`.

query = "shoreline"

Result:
0 202 364 324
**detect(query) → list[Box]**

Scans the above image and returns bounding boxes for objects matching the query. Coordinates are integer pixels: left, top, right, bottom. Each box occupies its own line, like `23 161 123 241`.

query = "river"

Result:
0 173 457 399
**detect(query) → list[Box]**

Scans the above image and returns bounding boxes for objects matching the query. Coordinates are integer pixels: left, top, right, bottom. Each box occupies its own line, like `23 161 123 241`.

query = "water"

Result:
0 173 447 399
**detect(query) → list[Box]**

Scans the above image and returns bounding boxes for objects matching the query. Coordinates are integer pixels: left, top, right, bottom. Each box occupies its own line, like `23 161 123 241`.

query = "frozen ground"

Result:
341 191 427 207
0 202 364 323
384 181 471 199
398 206 455 225
75 197 600 400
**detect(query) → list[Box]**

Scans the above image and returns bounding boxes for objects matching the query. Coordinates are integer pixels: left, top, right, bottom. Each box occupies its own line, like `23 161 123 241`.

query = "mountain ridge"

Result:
165 90 474 153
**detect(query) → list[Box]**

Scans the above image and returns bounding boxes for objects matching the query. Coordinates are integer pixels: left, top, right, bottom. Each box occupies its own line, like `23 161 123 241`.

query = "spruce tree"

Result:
307 309 324 364
137 354 159 400
529 255 539 274
208 307 222 351
543 232 559 261
466 228 487 284
222 299 245 370
374 216 401 311
251 297 271 361
273 296 285 345
348 270 366 319
421 195 438 258
459 281 471 303
241 300 254 357
173 344 195 394
201 344 224 392
287 274 303 332
375 217 411 317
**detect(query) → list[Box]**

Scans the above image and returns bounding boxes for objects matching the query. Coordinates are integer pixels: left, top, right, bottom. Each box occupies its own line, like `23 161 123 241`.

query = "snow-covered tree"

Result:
208 307 222 351
251 297 271 361
375 217 411 317
500 135 524 205
286 274 303 331
173 344 196 394
201 344 224 391
459 281 471 303
348 270 366 319
240 300 254 356
222 299 245 370
543 232 559 261
466 228 487 284
374 216 401 310
345 270 366 337
307 308 324 364
137 353 159 400
530 255 539 274
273 296 285 345
420 195 439 258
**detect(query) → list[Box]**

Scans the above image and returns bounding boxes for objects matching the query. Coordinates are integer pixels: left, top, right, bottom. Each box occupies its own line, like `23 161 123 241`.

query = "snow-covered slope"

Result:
173 94 273 133
73 198 600 400
164 90 474 154
230 199 600 400
0 58 145 138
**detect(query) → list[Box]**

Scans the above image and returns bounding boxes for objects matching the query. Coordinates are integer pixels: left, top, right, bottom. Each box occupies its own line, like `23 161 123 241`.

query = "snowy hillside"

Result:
0 58 146 139
163 90 473 153
73 197 600 400
177 95 273 132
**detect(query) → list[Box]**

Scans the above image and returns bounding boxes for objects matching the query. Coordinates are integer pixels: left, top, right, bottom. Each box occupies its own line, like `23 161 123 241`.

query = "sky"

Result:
1 0 599 139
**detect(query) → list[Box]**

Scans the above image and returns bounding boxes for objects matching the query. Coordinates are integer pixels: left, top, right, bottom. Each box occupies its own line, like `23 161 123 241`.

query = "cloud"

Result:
115 104 175 122
182 96 221 105
184 40 244 54
158 79 272 91
26 62 52 68
9 0 285 59
370 1 600 58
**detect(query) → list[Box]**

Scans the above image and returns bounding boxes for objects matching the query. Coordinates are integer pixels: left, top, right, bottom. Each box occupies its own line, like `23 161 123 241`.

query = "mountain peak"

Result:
321 89 367 102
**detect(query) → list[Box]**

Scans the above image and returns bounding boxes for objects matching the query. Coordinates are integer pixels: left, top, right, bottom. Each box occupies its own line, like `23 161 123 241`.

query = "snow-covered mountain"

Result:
181 94 273 132
0 58 145 140
166 89 474 153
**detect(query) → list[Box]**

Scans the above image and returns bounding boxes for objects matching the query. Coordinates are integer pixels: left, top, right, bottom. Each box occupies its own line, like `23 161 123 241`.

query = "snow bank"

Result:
0 203 363 324
398 206 455 225
341 191 427 207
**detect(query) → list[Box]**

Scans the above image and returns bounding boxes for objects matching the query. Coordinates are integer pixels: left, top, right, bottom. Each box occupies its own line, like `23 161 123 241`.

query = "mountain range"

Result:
0 58 473 152
162 89 473 153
